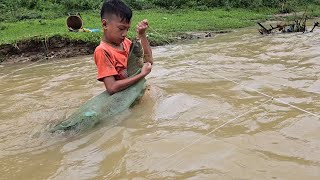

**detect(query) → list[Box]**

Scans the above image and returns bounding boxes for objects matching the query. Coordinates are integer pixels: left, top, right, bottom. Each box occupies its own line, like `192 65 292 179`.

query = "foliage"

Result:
149 0 318 11
124 0 155 10
56 0 102 11
0 0 319 22
0 0 101 21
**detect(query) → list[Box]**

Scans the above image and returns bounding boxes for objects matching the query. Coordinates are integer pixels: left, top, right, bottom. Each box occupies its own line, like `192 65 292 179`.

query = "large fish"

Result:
50 39 146 132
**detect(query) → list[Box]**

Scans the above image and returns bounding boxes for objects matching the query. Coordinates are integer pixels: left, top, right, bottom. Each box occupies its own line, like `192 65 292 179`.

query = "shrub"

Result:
152 0 194 9
195 5 209 11
58 0 101 11
1 0 319 21
0 24 7 31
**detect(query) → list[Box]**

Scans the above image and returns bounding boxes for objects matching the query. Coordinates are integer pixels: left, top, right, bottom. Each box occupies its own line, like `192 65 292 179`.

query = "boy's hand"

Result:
141 62 152 76
136 19 149 37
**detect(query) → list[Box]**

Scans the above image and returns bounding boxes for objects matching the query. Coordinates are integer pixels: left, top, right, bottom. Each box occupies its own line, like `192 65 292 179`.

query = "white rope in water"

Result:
198 68 320 119
0 53 92 80
148 26 320 119
147 26 319 172
152 98 273 170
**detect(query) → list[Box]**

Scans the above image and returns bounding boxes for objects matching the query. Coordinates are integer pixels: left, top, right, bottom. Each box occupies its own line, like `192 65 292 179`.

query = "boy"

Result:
94 0 153 95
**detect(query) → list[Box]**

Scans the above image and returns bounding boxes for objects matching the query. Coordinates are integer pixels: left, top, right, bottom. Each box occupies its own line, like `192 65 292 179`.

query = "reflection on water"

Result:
1 25 320 179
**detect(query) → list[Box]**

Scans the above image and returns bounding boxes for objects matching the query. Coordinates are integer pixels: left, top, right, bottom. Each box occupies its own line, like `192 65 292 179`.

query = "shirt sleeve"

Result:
94 48 118 81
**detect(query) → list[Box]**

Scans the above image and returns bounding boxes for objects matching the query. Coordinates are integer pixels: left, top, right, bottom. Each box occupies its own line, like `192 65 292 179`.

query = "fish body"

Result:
127 38 144 76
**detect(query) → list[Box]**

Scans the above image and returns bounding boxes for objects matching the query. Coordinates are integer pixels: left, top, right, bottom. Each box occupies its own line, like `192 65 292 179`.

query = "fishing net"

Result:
50 39 145 132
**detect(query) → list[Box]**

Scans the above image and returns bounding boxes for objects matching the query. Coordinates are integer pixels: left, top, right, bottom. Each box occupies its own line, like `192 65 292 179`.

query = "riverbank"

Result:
0 8 319 64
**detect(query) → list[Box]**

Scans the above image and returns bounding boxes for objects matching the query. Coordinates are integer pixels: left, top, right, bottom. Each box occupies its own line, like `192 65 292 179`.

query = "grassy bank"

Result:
2 6 320 46
1 7 320 63
0 9 272 46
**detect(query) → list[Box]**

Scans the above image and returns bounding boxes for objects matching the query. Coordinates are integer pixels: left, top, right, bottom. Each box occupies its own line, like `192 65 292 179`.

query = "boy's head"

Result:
100 0 132 45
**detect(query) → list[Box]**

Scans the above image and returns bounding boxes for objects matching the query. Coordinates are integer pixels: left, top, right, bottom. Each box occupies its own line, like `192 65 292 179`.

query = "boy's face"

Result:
102 15 131 46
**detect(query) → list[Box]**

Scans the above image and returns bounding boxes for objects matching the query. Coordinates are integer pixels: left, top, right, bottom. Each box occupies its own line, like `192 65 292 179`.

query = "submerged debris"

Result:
258 12 318 34
310 21 319 32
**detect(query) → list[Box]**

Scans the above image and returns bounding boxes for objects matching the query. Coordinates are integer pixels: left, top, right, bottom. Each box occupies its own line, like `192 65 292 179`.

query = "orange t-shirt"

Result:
94 38 132 81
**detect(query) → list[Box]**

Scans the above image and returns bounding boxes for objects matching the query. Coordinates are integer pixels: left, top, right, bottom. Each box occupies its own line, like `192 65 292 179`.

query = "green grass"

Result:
0 13 102 45
0 8 304 46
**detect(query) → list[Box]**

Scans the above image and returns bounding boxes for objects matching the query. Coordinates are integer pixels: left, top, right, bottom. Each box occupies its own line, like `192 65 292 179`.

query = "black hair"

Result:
100 0 132 23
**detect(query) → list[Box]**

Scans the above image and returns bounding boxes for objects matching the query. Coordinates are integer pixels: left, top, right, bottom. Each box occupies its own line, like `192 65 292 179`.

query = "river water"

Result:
0 26 319 179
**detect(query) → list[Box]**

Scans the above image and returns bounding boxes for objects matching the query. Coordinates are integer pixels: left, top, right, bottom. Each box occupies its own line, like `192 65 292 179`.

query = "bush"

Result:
0 24 7 31
195 5 209 11
58 0 101 11
1 0 319 21
124 0 155 10
20 0 38 9
196 0 224 7
152 0 193 9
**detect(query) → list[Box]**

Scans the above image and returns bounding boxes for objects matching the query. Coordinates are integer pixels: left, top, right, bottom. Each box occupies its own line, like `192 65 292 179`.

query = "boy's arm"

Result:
103 62 152 95
137 19 153 64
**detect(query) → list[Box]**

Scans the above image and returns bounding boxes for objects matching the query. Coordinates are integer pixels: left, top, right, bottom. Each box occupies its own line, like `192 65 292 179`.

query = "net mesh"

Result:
50 39 145 132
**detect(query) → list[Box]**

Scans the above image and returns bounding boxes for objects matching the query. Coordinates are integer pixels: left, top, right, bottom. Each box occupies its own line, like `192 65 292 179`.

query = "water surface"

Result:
0 26 319 179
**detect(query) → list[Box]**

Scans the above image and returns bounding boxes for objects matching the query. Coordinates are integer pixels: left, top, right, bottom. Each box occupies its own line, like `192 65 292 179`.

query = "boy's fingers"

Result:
142 19 148 25
138 20 149 27
139 23 147 29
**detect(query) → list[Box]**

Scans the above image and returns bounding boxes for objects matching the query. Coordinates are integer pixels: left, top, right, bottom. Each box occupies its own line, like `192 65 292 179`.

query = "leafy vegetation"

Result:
0 0 319 22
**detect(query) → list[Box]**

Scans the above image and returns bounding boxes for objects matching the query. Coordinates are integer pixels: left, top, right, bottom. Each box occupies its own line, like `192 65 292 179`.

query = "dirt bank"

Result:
0 36 97 64
0 31 230 64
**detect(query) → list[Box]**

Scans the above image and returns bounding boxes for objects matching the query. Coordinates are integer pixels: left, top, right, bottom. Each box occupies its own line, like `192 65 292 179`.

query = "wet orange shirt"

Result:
94 38 132 81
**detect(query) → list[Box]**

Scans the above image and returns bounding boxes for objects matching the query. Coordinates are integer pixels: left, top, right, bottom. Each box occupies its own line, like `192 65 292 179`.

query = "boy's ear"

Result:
102 19 108 29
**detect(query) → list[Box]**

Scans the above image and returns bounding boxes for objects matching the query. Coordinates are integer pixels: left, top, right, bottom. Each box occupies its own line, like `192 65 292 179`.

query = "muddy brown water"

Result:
0 26 319 179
